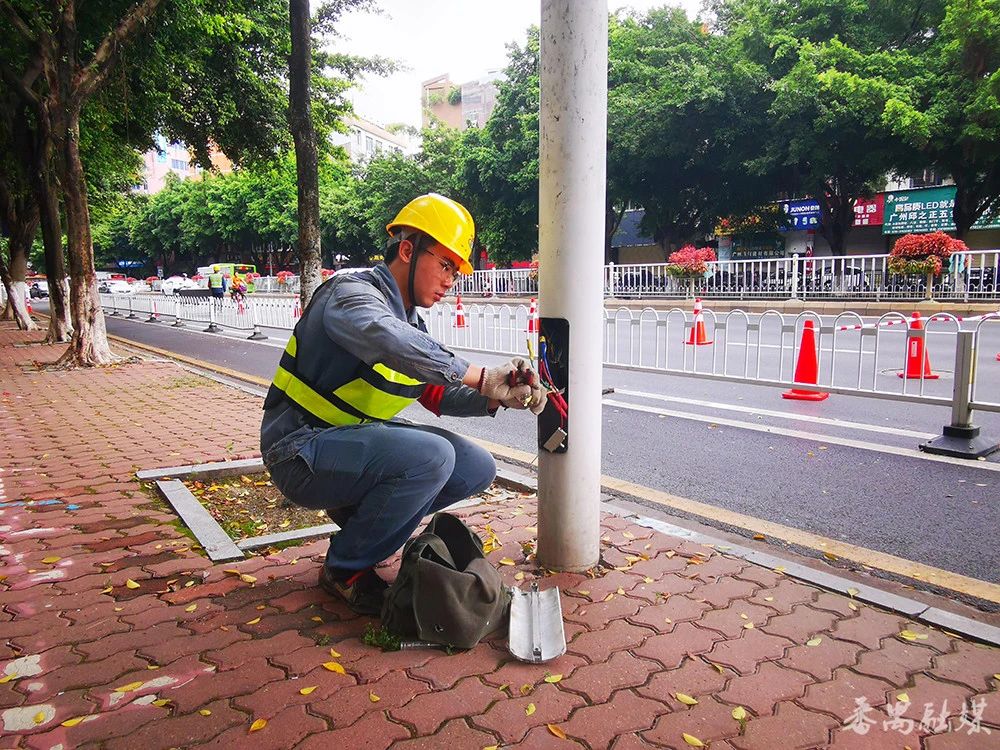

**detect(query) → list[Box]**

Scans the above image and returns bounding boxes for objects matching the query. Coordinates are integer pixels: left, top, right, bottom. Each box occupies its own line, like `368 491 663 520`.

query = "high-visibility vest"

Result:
264 279 426 426
208 272 224 289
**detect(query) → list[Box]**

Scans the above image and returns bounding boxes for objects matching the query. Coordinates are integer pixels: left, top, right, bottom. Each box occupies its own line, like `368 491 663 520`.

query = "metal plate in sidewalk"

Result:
508 583 566 663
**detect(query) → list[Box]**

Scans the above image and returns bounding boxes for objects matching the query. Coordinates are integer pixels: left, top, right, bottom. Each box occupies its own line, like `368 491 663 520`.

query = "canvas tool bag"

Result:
381 512 510 649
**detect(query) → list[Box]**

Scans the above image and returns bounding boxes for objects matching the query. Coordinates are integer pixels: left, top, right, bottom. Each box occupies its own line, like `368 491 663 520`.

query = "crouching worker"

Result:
261 193 546 614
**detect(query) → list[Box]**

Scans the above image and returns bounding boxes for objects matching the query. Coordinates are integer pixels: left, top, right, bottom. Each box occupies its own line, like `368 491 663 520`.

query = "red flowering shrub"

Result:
666 245 717 278
888 232 966 276
321 268 335 279
276 270 295 283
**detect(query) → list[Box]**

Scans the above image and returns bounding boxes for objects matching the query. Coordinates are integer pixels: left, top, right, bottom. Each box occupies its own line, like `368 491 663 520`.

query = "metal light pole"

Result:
536 0 608 571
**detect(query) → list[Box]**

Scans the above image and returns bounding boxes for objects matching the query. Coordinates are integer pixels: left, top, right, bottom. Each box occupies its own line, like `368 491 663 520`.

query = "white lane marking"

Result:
612 388 937 439
601 398 1000 473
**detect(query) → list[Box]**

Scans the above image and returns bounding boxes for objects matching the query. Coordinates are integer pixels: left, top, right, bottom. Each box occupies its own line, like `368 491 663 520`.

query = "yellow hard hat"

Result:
387 193 475 275
212 265 220 272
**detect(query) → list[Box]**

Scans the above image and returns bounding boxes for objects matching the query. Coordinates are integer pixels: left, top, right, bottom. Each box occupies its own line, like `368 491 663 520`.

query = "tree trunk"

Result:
57 108 115 366
29 123 71 342
289 0 322 309
817 192 854 256
0 178 40 330
952 180 978 241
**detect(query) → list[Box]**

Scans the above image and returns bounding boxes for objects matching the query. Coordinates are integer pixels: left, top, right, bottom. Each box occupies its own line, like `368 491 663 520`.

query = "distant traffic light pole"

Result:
536 0 608 571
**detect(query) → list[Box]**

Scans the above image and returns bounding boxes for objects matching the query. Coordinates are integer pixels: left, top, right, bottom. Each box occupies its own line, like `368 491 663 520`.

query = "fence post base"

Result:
919 425 999 460
172 318 185 328
204 322 222 333
247 325 268 341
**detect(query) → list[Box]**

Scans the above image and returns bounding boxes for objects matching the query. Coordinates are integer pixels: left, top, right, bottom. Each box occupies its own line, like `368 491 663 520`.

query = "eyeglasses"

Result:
424 248 459 282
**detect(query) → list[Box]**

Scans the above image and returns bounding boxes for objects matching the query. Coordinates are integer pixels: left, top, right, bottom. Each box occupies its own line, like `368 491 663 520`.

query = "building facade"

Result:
331 116 412 164
421 71 501 130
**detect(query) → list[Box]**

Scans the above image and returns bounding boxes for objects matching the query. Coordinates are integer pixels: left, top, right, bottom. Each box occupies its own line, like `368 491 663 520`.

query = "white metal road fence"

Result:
101 293 1000 455
245 250 999 302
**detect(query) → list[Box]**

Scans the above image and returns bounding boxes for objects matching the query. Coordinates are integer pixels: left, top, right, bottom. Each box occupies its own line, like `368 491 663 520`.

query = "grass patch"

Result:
362 623 400 652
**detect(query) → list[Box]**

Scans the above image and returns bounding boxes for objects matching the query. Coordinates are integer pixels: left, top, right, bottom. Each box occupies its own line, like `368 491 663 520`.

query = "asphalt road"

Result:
56 300 1000 587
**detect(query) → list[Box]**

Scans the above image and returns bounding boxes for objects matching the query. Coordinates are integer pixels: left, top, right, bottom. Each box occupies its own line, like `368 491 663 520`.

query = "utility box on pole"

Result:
536 0 608 572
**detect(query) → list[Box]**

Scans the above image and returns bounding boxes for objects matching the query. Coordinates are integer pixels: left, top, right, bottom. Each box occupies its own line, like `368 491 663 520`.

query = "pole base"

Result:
204 323 222 333
172 320 185 328
146 316 160 323
247 329 268 341
920 425 999 459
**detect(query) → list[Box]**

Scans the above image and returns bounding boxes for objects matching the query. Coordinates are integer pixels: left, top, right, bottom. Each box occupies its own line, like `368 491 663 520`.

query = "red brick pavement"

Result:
1 323 998 749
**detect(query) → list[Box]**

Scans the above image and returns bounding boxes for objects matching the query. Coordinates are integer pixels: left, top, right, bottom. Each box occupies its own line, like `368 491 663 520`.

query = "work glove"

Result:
478 363 533 404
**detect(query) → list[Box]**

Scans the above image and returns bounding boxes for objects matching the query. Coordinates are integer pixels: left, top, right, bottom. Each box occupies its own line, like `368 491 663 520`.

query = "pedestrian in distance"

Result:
208 264 226 304
260 193 547 614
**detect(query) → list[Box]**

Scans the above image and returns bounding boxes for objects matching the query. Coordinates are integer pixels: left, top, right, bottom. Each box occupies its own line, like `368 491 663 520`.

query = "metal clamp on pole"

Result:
920 330 999 459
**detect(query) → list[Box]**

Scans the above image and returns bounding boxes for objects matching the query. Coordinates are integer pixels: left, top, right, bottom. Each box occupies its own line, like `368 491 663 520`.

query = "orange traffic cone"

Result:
782 320 829 401
685 297 713 345
897 312 939 379
454 294 468 329
526 297 538 333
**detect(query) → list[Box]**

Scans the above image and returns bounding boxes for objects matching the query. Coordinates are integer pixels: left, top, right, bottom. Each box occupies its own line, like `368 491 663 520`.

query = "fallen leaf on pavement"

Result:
199 709 212 716
323 662 346 674
245 617 261 625
240 574 257 584
249 718 267 732
61 716 87 727
41 556 61 564
806 638 823 647
498 558 515 566
897 692 910 703
329 649 341 658
547 724 567 739
682 733 706 747
299 686 317 696
113 681 144 693
732 706 747 721
33 711 46 724
185 604 198 613
675 693 698 706
544 674 562 683
525 703 536 716
125 579 140 589
369 692 380 703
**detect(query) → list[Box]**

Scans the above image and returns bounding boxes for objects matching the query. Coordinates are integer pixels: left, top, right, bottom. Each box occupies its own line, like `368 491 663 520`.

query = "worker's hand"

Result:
479 363 533 404
508 357 537 386
527 383 548 415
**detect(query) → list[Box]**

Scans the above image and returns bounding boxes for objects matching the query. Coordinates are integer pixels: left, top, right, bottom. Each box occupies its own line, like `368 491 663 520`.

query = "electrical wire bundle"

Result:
537 336 568 426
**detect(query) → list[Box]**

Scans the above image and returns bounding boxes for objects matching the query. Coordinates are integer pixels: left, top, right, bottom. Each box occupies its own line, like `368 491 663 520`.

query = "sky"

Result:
330 0 706 129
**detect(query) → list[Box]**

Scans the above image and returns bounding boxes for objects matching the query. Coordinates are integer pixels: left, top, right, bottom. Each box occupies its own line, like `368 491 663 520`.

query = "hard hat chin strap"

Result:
405 233 430 315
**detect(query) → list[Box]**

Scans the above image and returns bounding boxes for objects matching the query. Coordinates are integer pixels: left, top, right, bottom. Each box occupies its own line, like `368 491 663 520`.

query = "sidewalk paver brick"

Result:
717 661 813 716
2 324 998 750
471 682 585 744
729 700 839 750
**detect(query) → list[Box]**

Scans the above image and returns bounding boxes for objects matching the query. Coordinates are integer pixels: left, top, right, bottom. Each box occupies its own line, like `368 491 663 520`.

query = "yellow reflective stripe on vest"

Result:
272 334 422 425
271 366 363 426
333 376 419 421
372 362 421 386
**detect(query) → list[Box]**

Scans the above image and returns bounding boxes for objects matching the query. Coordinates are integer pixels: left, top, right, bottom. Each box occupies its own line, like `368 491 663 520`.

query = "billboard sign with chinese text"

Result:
852 195 884 227
731 235 786 260
883 187 955 234
884 186 1000 234
781 199 821 231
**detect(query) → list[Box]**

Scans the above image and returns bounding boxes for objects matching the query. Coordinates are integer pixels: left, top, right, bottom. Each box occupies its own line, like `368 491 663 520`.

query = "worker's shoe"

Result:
319 565 387 616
